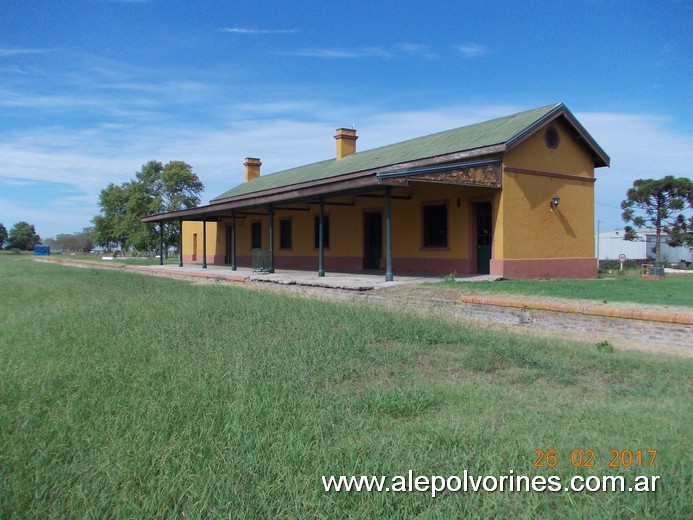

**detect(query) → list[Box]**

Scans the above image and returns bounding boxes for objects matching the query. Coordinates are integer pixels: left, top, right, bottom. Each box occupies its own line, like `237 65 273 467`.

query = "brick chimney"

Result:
334 128 358 159
244 157 261 182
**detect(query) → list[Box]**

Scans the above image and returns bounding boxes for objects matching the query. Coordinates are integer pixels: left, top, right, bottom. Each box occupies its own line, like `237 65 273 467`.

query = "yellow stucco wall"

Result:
181 183 499 267
181 221 220 260
498 119 596 260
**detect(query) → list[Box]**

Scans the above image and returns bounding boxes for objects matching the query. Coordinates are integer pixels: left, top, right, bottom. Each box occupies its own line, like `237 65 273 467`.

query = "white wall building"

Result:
596 229 693 263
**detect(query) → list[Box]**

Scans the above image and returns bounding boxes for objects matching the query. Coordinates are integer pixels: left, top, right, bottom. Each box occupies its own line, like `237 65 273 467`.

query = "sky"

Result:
1 0 691 239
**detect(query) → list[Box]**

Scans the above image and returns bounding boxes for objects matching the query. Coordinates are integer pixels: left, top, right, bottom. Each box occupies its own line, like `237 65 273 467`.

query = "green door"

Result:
363 212 382 270
476 203 492 274
251 222 262 249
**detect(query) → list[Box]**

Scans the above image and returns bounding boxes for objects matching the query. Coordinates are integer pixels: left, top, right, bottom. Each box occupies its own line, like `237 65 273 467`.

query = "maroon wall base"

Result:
181 254 474 275
182 254 225 265
392 257 473 275
490 257 598 279
182 253 597 279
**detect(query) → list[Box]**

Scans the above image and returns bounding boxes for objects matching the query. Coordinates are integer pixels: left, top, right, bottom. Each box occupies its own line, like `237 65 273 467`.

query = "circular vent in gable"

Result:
544 125 560 150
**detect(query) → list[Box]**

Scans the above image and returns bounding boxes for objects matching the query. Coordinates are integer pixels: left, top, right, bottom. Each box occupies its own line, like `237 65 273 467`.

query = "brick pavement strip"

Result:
360 286 693 355
457 295 693 325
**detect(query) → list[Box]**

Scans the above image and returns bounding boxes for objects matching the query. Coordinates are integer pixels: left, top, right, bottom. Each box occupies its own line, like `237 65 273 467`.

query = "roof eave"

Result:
142 174 399 223
210 143 505 205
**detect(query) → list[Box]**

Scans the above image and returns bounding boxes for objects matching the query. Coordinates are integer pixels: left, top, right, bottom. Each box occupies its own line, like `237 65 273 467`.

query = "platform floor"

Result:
136 263 501 290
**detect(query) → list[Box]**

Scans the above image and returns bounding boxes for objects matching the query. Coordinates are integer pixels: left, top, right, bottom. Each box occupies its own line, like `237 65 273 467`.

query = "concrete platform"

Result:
132 264 499 290
134 264 433 290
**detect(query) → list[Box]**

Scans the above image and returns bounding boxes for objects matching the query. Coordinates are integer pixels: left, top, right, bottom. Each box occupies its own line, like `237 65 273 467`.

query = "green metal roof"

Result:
211 103 591 202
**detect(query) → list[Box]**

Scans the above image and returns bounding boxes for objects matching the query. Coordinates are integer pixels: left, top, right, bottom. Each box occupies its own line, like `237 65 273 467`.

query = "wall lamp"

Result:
550 196 560 211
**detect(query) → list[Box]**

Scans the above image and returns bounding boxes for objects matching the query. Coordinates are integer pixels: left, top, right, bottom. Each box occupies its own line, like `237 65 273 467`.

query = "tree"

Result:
121 179 161 253
8 221 41 251
0 223 7 249
162 161 204 211
93 183 129 252
92 160 203 255
160 161 203 254
621 176 693 263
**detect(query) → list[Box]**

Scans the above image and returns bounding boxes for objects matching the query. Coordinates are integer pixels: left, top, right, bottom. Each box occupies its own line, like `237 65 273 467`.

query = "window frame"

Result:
421 202 449 249
279 218 293 250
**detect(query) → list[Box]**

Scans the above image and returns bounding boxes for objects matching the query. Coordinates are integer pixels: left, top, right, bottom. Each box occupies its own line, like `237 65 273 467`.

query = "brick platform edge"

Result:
452 295 693 351
458 295 693 325
360 292 693 351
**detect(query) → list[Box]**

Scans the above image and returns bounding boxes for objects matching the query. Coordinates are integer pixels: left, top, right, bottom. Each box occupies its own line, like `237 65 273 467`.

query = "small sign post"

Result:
618 253 627 271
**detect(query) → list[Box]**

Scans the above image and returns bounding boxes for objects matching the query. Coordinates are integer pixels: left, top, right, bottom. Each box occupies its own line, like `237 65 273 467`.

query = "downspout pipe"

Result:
178 219 183 267
202 219 207 269
159 222 164 266
385 188 393 282
318 199 325 277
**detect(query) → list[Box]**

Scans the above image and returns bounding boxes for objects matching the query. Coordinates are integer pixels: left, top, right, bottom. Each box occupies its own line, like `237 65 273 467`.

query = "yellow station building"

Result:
143 103 609 279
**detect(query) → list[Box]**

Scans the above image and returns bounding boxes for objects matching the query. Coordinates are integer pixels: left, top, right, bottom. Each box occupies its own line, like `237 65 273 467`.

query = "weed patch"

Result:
1 256 691 518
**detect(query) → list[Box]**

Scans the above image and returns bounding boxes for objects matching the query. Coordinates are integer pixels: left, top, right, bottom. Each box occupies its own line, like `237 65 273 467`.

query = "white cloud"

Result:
3 178 37 187
397 43 438 59
578 111 693 229
0 196 97 237
222 27 297 35
0 48 59 57
279 47 392 59
456 43 487 58
281 43 488 60
2 99 691 238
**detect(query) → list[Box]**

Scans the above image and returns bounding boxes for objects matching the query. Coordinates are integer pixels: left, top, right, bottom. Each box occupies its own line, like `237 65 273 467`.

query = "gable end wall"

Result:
493 118 597 278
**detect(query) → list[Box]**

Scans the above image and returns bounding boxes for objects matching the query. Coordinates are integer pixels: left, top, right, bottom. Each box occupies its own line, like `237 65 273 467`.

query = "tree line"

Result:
43 228 94 253
1 160 202 257
0 222 93 252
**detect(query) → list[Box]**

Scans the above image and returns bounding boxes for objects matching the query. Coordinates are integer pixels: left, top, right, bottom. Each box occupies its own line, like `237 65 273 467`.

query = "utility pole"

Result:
596 220 600 270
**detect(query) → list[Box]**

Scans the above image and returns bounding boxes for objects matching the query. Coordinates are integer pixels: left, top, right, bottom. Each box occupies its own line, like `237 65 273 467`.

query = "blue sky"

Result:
1 0 691 239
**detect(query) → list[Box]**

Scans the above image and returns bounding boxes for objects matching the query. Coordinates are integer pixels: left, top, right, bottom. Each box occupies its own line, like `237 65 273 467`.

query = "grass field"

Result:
1 256 691 518
45 252 181 266
440 274 693 307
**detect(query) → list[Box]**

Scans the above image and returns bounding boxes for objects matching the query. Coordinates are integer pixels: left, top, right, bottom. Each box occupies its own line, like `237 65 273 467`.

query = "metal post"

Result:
268 206 275 273
159 222 164 266
596 219 600 271
385 188 393 282
231 210 237 271
175 220 182 267
202 219 207 269
318 199 325 277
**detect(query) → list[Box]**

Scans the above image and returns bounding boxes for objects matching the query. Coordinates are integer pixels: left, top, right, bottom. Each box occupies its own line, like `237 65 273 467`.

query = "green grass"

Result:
45 252 181 266
439 273 693 307
1 256 691 518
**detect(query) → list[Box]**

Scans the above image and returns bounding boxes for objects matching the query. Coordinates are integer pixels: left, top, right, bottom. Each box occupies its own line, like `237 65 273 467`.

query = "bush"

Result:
599 259 643 271
442 271 457 282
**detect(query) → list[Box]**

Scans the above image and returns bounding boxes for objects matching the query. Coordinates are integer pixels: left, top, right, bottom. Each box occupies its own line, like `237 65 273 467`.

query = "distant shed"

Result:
33 245 50 256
